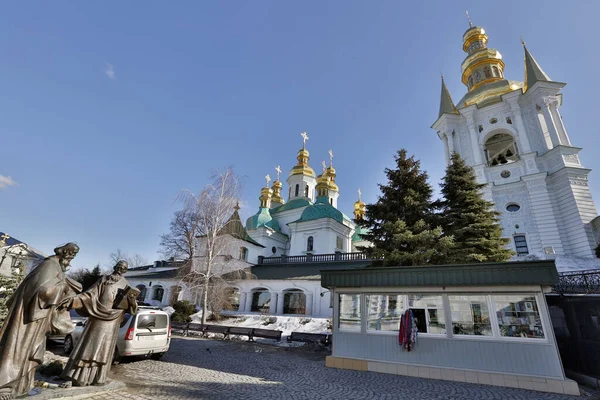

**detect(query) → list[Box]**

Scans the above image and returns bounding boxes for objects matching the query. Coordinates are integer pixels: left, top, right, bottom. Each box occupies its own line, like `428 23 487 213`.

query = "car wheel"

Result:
64 335 73 355
150 352 164 361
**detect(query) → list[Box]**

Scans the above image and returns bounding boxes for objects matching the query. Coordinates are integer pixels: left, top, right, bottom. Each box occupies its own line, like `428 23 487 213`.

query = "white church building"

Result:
127 22 600 319
432 23 600 259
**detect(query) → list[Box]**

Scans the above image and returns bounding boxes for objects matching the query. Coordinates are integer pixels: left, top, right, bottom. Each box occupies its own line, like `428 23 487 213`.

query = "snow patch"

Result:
515 253 600 273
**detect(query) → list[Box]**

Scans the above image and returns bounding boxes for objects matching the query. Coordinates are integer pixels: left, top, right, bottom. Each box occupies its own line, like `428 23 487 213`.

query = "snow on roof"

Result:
516 253 600 273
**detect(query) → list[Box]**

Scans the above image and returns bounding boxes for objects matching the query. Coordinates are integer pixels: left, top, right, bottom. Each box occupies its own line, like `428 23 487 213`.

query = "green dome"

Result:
270 197 312 215
246 208 281 231
352 225 370 242
298 196 343 224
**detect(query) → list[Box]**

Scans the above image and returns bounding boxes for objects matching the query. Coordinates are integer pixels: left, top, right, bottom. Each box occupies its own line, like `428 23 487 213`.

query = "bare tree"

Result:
108 249 148 269
159 207 201 261
175 167 248 323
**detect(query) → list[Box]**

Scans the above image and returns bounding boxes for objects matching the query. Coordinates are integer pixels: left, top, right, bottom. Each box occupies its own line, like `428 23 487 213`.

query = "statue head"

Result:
113 260 128 275
54 243 80 271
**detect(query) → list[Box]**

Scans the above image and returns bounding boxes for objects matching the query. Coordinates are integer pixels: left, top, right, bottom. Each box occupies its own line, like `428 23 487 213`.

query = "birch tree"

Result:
173 167 248 323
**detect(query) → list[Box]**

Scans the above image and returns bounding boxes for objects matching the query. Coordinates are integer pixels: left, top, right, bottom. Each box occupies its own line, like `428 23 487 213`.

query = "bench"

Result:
286 332 330 345
203 324 231 338
251 328 283 342
228 326 255 340
170 322 190 336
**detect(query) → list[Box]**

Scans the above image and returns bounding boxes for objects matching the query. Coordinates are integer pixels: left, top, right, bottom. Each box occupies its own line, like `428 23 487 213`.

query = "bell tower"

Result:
432 20 599 258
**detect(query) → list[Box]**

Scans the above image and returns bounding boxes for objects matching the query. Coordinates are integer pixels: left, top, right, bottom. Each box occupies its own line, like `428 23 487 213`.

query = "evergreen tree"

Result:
438 152 513 263
0 261 25 327
69 264 103 291
358 149 452 266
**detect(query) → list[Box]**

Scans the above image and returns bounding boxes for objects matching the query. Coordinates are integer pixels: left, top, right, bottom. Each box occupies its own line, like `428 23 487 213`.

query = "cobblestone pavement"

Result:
79 337 584 400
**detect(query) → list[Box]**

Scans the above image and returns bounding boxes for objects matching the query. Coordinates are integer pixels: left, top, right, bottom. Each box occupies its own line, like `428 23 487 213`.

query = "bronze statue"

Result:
60 260 138 387
0 243 81 398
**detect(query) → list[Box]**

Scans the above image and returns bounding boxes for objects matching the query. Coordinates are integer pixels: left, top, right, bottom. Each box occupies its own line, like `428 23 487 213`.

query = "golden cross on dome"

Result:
321 160 327 173
357 188 362 201
234 201 240 211
0 233 9 246
328 149 334 166
300 131 309 148
265 174 271 186
275 165 282 180
466 10 473 28
520 36 526 46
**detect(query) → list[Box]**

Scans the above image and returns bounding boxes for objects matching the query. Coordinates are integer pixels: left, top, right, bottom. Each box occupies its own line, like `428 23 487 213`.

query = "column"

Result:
245 292 253 312
269 292 278 314
238 292 247 313
276 292 285 315
465 113 483 165
507 102 532 153
442 133 450 166
306 293 314 316
541 97 562 147
547 97 571 146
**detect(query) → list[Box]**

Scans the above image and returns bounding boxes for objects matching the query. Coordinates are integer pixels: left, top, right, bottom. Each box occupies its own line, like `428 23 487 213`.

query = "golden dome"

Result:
315 172 330 198
326 165 338 192
259 185 273 208
353 189 366 220
289 148 316 178
271 180 284 205
460 25 505 92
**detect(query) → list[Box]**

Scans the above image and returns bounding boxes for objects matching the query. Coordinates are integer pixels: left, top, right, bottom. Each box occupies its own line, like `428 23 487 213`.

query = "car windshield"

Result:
136 314 168 330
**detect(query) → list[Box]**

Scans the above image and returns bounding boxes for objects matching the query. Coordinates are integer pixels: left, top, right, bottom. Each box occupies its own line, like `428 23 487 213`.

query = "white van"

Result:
66 306 171 361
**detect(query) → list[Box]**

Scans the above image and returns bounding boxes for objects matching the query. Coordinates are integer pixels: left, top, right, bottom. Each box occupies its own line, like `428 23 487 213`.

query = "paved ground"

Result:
72 337 587 400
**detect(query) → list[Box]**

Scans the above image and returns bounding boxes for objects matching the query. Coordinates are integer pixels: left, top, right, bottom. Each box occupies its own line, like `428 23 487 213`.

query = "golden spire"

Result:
461 22 505 92
354 188 366 220
271 166 285 205
466 10 473 28
289 131 316 178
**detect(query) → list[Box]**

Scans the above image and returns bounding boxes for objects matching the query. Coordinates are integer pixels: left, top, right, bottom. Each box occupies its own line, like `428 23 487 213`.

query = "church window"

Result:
475 71 481 82
484 133 519 166
500 170 511 179
307 236 314 252
304 185 309 197
330 198 333 205
506 116 512 124
489 118 498 124
468 76 474 89
478 125 483 133
506 203 520 212
295 184 299 197
336 236 343 250
513 235 529 256
484 66 491 78
492 66 500 77
136 285 147 302
251 288 271 312
283 289 306 315
239 247 248 261
152 286 164 302
271 246 277 254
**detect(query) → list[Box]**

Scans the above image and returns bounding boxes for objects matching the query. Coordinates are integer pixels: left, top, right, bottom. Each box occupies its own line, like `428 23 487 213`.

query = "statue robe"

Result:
0 256 81 396
62 275 136 386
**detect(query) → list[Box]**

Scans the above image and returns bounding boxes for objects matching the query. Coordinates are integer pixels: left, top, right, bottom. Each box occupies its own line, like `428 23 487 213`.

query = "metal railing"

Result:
553 269 600 294
257 252 371 265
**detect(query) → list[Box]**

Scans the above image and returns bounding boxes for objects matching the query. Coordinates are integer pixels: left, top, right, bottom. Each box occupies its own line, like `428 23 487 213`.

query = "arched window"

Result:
227 288 240 311
484 66 491 78
251 288 271 312
152 285 164 302
283 289 306 315
484 133 519 166
468 76 474 89
492 66 500 77
295 184 299 197
304 185 309 197
239 246 248 261
136 284 147 302
307 236 314 252
330 198 333 205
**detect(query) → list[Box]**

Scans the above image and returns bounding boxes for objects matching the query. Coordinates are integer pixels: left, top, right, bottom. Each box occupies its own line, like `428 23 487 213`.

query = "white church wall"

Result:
288 219 353 255
247 228 288 257
272 208 307 236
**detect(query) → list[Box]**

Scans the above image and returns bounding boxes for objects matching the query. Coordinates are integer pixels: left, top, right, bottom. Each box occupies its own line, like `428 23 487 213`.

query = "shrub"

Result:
299 318 312 325
262 316 277 326
171 300 197 323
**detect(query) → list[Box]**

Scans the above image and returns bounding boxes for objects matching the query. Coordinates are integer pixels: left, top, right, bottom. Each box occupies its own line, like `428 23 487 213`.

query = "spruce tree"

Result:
439 152 513 263
358 149 452 266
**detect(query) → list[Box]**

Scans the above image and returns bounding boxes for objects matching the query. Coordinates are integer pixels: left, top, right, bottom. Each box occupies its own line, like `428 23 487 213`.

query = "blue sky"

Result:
1 1 599 270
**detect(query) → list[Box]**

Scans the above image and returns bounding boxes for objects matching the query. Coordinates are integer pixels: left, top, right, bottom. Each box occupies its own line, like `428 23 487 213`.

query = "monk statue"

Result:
60 260 138 386
0 243 82 398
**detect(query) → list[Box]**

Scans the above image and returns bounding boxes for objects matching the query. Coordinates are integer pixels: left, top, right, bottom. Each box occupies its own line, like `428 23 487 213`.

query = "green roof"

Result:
352 225 370 242
321 260 559 288
217 210 265 248
270 198 312 214
297 196 344 224
246 207 281 232
251 261 371 281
